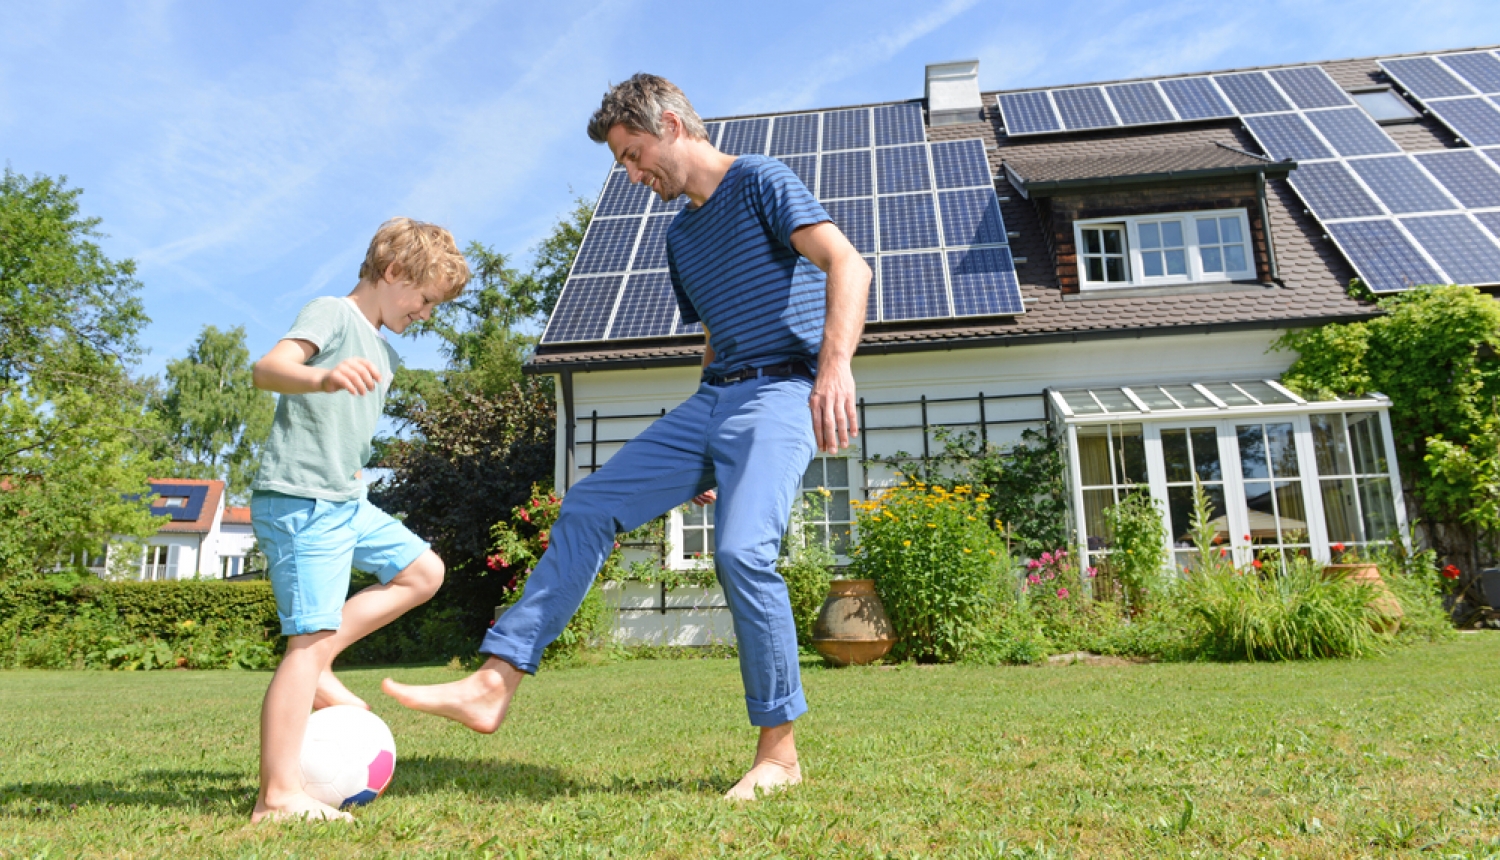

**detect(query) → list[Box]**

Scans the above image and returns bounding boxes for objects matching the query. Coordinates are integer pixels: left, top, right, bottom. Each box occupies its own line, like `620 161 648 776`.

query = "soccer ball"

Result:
300 705 397 808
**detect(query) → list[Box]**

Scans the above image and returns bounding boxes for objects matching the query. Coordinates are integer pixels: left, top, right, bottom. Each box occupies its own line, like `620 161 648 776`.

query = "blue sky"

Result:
5 0 1499 378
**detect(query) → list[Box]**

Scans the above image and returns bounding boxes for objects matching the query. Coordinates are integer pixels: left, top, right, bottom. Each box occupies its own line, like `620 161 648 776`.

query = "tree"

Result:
0 170 164 577
1276 285 1500 573
157 325 274 502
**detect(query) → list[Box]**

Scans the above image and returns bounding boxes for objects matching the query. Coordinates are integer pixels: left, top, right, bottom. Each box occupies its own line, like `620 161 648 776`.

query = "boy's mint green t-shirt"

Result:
251 297 401 502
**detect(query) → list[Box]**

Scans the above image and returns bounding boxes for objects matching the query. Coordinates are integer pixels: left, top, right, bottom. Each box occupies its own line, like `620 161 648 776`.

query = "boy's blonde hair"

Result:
359 217 471 300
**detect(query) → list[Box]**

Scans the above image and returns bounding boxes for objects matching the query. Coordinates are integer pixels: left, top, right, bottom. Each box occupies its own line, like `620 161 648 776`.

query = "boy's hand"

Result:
320 358 382 396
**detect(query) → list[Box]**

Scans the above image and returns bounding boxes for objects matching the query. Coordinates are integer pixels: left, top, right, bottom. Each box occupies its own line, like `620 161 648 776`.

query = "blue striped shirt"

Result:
667 155 831 378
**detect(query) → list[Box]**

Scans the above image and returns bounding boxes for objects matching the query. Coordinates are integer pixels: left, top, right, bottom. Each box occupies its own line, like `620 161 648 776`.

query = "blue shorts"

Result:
250 492 430 636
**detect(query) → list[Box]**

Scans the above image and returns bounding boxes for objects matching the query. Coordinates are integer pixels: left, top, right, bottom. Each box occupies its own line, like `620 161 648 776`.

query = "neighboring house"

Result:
93 479 257 581
531 47 1500 643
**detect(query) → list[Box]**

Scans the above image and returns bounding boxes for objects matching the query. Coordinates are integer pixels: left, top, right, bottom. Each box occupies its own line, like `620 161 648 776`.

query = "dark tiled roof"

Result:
1004 143 1282 189
148 478 224 534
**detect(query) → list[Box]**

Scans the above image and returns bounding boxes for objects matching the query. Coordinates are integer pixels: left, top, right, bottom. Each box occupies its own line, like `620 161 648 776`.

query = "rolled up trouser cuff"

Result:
477 636 540 675
747 687 808 727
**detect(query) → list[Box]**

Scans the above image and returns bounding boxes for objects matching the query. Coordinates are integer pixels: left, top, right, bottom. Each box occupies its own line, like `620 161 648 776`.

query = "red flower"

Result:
1252 559 1263 569
1243 534 1251 542
520 510 531 523
486 554 508 571
1219 548 1228 558
1331 542 1345 552
1443 564 1462 580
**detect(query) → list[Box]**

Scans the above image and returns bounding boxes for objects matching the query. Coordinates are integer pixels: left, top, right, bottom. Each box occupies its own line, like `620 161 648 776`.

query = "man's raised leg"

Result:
382 656 525 733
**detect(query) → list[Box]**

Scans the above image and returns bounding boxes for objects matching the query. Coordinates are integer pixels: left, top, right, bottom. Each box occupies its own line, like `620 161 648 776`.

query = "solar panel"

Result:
938 188 1007 246
1105 81 1176 125
1268 67 1351 109
864 255 879 322
595 170 652 217
876 145 931 194
819 149 872 199
878 194 940 252
1243 113 1333 161
948 247 1023 316
1325 220 1443 293
572 218 640 275
874 103 925 146
1425 97 1500 146
1380 56 1472 100
703 122 723 148
652 193 688 213
931 138 992 189
769 113 820 156
1159 77 1235 120
1413 150 1500 209
1214 72 1291 115
607 272 677 340
824 198 874 254
1288 161 1385 219
1348 156 1456 214
998 91 1060 135
1438 52 1500 95
777 154 818 192
822 108 870 151
719 118 769 156
1053 87 1118 130
1400 214 1500 285
1476 210 1500 240
881 253 949 321
542 275 622 343
630 214 674 271
1303 107 1403 157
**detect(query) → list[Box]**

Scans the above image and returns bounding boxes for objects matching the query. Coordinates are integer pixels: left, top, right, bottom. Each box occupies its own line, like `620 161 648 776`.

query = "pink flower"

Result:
486 554 508 571
1027 573 1041 585
1057 588 1070 599
1041 551 1054 564
1027 559 1042 570
1057 550 1068 557
1086 567 1097 578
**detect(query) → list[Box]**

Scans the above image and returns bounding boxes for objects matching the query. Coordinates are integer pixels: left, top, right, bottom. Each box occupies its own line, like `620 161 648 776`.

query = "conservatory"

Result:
1047 380 1406 573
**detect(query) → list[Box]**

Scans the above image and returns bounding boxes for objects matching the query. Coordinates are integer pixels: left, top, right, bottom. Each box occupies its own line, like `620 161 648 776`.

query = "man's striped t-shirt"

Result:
667 155 831 379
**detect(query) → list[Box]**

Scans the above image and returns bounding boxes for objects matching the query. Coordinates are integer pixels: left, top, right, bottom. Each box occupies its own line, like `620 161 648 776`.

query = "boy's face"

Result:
378 273 447 334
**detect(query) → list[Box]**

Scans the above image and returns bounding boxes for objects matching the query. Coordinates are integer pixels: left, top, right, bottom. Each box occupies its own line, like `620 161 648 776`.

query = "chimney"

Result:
925 60 983 126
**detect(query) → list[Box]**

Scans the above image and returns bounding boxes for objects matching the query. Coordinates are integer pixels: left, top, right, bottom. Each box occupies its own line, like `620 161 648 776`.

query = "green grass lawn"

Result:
4 637 1500 859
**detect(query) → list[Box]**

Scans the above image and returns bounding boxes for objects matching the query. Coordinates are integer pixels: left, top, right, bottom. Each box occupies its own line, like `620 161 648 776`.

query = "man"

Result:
384 73 870 801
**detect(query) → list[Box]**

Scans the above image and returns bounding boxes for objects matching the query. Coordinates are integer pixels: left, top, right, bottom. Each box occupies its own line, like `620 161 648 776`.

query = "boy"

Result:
248 217 470 822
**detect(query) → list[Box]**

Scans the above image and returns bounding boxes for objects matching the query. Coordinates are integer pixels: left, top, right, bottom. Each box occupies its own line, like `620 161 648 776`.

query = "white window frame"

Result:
1074 208 1255 290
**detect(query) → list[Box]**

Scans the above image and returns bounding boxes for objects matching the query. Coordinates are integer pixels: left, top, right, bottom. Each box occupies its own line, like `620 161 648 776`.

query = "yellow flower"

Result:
817 486 831 498
903 540 911 547
963 548 972 554
988 549 997 556
977 493 991 501
966 516 976 521
927 523 937 528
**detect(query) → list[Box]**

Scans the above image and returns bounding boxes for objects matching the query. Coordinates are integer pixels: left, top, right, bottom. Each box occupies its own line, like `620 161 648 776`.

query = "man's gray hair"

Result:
587 73 709 144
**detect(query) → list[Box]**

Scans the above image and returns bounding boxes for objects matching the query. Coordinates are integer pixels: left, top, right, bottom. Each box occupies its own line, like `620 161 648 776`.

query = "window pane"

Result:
1165 249 1187 275
1105 258 1126 281
1348 412 1387 474
1243 480 1275 542
1132 386 1181 410
1238 424 1269 480
1276 480 1309 543
1142 251 1164 277
1083 489 1114 543
1201 246 1223 273
1225 245 1247 272
831 490 851 521
802 461 822 489
1197 218 1220 244
1204 382 1256 406
1267 422 1300 478
1167 484 1226 545
1162 429 1191 482
684 530 704 555
827 458 849 487
1084 230 1102 254
1311 414 1352 475
1162 220 1183 246
1163 385 1213 409
1320 478 1360 543
1077 426 1112 486
831 526 852 554
1359 478 1398 540
1140 222 1161 249
1103 229 1123 255
1191 428 1222 481
1221 217 1243 243
1114 424 1148 484
1087 257 1104 282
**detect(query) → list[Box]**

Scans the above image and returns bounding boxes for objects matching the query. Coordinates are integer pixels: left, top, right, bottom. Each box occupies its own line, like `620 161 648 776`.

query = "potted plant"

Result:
1324 543 1403 632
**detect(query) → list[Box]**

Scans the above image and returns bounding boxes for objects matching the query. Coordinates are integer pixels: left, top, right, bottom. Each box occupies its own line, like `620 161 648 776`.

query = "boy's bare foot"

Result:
723 758 802 801
314 671 368 711
381 658 522 734
252 792 353 823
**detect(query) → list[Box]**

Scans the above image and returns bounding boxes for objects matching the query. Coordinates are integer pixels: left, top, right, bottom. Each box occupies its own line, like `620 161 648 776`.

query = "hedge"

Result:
0 578 280 639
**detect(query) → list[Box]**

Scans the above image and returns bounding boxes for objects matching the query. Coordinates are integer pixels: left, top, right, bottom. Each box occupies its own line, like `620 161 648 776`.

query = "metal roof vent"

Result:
926 59 983 126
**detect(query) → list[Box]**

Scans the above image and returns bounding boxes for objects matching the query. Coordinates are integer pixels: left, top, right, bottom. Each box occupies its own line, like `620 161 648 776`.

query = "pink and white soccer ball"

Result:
300 705 397 808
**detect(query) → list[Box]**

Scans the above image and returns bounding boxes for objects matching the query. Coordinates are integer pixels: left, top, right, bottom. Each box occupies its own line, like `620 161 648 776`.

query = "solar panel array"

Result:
542 103 1023 345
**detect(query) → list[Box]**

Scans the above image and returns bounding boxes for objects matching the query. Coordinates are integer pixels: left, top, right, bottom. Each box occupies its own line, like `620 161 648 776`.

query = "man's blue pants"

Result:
479 374 817 727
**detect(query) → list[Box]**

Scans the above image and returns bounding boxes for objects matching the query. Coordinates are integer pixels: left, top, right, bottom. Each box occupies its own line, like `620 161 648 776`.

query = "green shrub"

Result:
1369 544 1457 644
781 495 836 649
1101 490 1168 610
847 478 1011 662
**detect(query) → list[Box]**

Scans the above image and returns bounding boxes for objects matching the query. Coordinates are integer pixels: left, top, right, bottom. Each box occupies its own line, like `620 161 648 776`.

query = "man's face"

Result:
607 120 683 201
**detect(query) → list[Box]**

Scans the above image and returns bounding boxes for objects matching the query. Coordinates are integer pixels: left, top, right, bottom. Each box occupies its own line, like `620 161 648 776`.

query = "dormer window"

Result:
1074 208 1254 290
161 496 188 508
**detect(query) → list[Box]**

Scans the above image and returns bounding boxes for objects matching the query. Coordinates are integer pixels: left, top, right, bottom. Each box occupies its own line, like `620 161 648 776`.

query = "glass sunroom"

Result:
1048 381 1407 573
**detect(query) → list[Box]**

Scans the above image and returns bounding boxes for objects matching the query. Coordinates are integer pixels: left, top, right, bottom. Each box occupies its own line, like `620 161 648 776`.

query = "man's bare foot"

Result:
314 670 368 711
381 658 522 734
724 758 801 801
252 792 353 823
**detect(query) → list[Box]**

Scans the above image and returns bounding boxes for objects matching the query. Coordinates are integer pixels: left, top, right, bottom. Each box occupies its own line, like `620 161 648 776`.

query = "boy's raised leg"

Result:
382 656 524 734
253 631 352 822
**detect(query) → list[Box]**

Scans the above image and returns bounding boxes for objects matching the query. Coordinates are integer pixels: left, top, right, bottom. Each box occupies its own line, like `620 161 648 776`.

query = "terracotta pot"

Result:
812 579 896 666
1324 563 1403 633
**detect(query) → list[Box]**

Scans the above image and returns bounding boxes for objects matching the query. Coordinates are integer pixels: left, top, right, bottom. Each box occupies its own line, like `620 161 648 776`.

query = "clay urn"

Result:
812 579 897 666
1324 563 1403 633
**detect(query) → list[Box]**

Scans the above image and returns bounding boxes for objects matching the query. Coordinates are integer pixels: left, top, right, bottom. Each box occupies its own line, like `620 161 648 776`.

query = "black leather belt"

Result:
705 361 815 386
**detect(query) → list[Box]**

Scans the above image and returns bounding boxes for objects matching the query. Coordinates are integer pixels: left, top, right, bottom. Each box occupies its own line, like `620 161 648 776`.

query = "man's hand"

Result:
810 360 858 453
320 357 382 396
691 489 717 506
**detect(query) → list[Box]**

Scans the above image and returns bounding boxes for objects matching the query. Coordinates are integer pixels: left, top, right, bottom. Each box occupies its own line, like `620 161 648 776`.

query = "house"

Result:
529 47 1500 643
93 479 258 580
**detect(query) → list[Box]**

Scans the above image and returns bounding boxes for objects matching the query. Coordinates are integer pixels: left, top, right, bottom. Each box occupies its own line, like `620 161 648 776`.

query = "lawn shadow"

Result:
1 769 249 817
392 756 737 801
